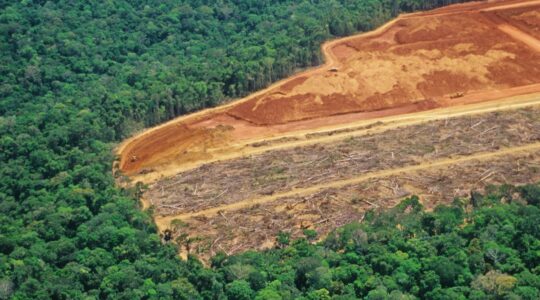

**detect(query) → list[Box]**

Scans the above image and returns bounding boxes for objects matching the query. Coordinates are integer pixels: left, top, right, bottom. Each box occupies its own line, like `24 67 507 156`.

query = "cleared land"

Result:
147 107 540 217
176 147 540 257
115 0 540 259
117 0 540 181
495 5 540 40
148 106 540 257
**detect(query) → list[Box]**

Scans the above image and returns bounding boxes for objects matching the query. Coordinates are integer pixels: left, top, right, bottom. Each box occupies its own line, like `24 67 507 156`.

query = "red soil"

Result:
118 0 540 178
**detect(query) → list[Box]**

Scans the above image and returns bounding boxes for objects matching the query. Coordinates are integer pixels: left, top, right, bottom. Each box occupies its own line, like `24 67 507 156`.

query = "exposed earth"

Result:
115 0 540 259
118 0 540 181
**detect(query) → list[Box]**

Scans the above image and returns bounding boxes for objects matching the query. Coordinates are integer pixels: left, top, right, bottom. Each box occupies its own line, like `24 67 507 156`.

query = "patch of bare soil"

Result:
227 9 540 125
496 6 540 40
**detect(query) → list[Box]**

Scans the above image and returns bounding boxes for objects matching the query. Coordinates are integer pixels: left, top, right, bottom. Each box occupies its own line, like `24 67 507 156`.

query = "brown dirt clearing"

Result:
117 0 540 179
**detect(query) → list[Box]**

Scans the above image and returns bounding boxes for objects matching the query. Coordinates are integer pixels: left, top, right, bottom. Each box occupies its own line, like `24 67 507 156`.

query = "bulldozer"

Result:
450 91 465 99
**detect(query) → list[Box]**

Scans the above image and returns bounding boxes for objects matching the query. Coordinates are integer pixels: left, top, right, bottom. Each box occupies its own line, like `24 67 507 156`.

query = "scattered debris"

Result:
147 107 540 217
143 107 540 260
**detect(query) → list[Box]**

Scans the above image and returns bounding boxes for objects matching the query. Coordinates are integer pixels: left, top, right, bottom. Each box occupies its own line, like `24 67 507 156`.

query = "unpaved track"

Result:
155 141 540 228
498 23 540 51
486 2 540 51
482 0 540 12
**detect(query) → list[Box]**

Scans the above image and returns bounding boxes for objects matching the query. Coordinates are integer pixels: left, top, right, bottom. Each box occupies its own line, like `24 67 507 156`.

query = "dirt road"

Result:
498 24 540 51
482 0 540 11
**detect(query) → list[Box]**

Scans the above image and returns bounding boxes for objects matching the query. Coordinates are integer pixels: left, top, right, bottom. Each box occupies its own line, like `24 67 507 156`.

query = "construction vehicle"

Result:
450 91 465 99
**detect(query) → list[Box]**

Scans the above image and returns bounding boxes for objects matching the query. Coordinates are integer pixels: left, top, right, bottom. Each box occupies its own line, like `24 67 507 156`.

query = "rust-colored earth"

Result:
118 0 540 181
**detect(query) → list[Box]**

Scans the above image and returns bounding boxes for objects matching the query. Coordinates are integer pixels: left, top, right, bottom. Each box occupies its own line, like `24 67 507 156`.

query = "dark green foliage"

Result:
276 231 291 248
303 229 318 241
226 280 254 300
211 188 540 299
0 0 526 298
519 184 540 206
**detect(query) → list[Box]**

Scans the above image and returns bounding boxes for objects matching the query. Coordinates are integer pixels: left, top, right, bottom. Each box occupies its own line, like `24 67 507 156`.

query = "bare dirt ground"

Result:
117 0 540 180
493 4 540 40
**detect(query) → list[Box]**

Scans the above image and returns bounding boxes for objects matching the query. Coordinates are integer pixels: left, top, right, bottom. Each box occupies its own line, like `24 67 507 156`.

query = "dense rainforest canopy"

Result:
1 0 539 299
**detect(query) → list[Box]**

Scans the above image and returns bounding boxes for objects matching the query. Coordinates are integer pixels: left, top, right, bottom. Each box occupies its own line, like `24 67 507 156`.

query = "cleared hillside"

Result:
112 0 540 258
118 0 540 181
